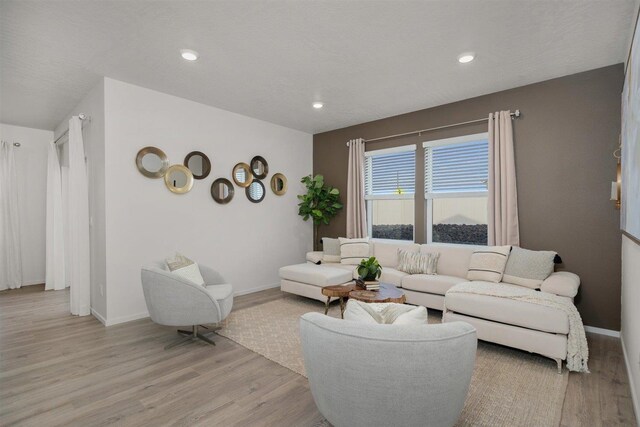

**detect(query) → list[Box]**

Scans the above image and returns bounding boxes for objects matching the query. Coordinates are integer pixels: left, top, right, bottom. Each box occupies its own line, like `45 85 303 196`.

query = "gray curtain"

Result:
488 111 520 246
0 140 23 290
346 138 367 238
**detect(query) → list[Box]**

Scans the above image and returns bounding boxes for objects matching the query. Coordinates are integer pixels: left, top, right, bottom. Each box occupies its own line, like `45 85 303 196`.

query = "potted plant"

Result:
357 257 382 286
297 174 343 249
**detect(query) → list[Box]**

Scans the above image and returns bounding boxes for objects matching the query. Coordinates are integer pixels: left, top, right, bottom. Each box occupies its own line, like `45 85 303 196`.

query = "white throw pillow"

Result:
466 246 511 283
321 237 342 263
165 253 205 286
338 237 371 265
343 300 429 325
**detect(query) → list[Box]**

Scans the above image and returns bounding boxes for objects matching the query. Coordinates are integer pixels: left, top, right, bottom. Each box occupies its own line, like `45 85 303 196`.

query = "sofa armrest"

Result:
541 272 580 298
306 251 324 264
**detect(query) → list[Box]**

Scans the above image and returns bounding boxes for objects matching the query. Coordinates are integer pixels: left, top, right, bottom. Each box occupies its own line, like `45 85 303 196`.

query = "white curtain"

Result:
0 141 23 290
45 142 66 291
346 138 367 238
67 117 91 316
488 110 520 246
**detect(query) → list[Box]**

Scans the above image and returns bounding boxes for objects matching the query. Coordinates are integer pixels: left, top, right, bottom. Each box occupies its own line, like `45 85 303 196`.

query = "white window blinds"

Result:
365 147 416 197
424 137 488 195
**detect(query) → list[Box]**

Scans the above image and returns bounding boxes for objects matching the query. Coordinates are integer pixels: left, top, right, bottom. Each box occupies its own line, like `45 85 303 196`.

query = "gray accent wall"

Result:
313 64 623 330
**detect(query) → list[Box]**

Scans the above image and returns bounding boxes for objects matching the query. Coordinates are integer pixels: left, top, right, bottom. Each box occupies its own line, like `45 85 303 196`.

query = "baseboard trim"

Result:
98 284 280 327
234 283 280 297
91 308 107 325
584 325 620 337
105 311 150 327
621 334 640 424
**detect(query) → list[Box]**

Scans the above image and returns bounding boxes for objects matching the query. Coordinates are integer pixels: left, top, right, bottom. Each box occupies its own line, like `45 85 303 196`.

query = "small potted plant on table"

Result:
356 257 382 291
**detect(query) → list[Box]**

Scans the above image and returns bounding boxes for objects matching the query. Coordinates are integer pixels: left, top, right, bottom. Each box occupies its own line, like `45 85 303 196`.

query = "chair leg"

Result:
197 332 217 346
165 325 217 349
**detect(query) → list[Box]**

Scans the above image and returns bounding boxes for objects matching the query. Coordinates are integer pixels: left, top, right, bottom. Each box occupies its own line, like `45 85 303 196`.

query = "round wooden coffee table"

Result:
349 282 406 304
321 283 357 318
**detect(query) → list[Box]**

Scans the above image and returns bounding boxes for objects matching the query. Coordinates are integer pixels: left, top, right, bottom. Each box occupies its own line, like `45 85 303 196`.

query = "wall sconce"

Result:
610 143 621 210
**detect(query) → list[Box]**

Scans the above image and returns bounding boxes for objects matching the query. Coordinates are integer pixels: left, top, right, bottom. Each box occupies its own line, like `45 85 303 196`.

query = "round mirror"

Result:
246 179 265 203
250 155 269 179
136 147 169 178
270 173 287 195
164 164 194 194
211 178 234 204
184 151 211 180
232 162 252 188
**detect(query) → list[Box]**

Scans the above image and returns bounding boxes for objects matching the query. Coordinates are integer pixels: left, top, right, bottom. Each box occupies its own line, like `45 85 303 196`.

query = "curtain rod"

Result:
347 110 521 146
54 113 90 145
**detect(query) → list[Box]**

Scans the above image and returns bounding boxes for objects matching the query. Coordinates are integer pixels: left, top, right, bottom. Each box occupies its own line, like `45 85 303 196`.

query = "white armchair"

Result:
141 261 233 349
300 313 477 427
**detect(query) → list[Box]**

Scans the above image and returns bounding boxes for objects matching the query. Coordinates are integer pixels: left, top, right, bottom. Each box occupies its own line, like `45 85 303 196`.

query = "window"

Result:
424 133 488 245
365 145 416 241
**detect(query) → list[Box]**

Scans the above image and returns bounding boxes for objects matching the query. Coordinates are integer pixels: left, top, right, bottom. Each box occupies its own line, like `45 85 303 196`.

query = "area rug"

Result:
218 296 568 427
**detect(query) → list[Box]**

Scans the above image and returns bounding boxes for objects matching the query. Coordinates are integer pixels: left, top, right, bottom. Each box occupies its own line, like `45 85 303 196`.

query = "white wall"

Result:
621 234 640 422
0 123 53 285
54 79 107 320
103 78 312 324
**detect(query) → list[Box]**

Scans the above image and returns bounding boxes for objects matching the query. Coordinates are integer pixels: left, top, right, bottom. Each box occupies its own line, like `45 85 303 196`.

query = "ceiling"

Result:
1 0 637 134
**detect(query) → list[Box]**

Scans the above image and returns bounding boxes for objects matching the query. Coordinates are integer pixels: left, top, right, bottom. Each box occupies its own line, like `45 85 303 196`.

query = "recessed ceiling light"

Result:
180 49 199 61
312 102 324 109
457 53 475 64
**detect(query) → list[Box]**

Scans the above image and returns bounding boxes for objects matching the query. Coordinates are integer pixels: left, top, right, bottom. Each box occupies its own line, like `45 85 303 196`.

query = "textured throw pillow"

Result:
502 246 557 289
466 246 511 283
344 300 428 325
397 249 439 275
321 237 341 263
338 237 371 265
165 253 205 286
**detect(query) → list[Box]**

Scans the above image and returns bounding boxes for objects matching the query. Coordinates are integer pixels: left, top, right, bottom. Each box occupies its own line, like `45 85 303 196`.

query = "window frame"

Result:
422 132 489 244
365 144 416 242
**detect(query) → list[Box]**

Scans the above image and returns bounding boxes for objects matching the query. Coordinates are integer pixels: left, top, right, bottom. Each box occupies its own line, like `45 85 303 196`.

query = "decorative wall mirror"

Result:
250 155 269 179
270 173 287 195
232 162 252 187
136 146 169 178
184 151 211 180
246 179 266 203
164 164 194 194
211 178 234 204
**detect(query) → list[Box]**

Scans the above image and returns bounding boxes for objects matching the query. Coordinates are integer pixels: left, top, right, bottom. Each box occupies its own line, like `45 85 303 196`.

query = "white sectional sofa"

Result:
279 240 581 369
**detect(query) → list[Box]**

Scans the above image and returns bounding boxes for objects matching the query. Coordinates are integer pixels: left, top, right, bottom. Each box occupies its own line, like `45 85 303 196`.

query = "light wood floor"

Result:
0 285 636 426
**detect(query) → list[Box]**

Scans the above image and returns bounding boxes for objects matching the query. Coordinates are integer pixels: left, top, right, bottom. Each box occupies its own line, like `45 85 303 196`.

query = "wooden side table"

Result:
349 282 406 304
321 283 357 318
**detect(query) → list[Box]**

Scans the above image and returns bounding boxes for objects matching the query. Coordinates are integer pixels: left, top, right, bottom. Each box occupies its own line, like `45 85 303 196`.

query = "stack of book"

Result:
356 279 380 291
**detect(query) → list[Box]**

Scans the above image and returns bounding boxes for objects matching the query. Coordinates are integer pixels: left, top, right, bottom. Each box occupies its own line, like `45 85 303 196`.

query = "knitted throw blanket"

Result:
444 282 589 373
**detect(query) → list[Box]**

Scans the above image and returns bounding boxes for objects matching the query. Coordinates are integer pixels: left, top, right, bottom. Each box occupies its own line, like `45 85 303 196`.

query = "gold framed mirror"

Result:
211 178 234 204
250 155 269 179
136 146 169 178
184 151 211 180
164 164 194 194
232 162 252 187
246 179 266 203
270 173 287 195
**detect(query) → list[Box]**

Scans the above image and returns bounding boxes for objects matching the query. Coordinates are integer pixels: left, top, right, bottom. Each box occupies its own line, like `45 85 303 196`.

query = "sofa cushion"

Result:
466 246 511 283
165 253 205 286
339 237 371 265
445 284 569 334
502 246 556 289
379 268 409 287
420 243 480 278
401 274 468 296
321 237 341 263
372 241 419 268
279 264 352 287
